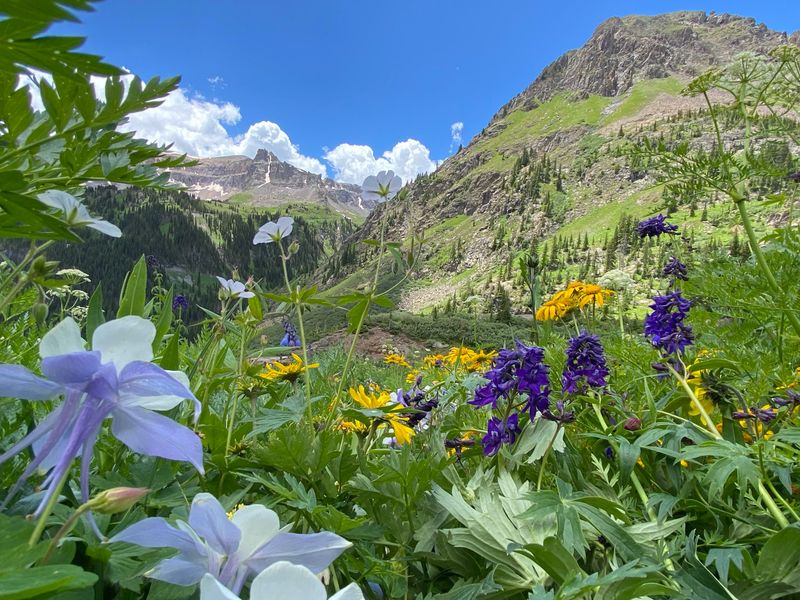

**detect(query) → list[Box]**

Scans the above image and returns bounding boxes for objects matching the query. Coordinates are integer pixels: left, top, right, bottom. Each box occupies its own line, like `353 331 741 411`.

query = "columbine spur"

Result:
200 562 364 600
361 171 402 202
0 316 202 523
253 216 294 244
111 493 352 595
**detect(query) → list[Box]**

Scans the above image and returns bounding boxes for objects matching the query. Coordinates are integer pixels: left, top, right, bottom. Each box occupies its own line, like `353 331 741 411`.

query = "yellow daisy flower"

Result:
384 353 412 369
347 385 415 445
536 298 568 321
259 354 319 383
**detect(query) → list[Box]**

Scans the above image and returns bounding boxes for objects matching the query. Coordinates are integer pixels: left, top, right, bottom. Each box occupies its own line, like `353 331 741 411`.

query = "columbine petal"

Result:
0 365 63 400
41 351 102 386
249 562 327 600
330 585 365 600
92 316 155 370
117 361 196 406
111 406 204 474
361 175 378 192
239 291 255 299
189 493 242 557
40 316 84 358
148 556 209 586
200 574 240 600
230 504 280 562
87 219 122 238
216 276 230 289
275 216 293 237
109 517 201 555
253 230 273 244
246 531 352 575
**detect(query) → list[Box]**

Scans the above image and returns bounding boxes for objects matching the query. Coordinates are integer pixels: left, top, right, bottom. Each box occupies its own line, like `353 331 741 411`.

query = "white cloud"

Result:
450 121 464 152
120 89 328 176
324 139 437 185
22 73 438 183
207 75 226 90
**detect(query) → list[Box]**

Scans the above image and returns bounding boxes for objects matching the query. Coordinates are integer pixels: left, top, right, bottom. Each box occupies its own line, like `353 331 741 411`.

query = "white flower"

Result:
217 277 255 299
253 216 294 244
200 562 363 600
38 190 122 238
361 171 402 203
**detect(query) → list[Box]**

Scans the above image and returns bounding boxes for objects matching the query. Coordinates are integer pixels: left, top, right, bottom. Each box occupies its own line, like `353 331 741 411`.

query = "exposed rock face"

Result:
499 11 790 115
167 150 373 216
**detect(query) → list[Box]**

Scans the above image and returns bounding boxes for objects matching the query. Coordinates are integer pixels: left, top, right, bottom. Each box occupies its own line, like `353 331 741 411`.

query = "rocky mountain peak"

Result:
168 150 376 217
498 11 791 116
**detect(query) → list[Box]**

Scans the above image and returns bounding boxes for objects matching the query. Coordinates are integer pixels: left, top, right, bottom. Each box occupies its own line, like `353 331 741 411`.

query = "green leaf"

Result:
85 283 104 341
117 256 148 318
0 565 97 600
159 333 180 371
152 286 174 352
756 527 800 587
518 537 585 586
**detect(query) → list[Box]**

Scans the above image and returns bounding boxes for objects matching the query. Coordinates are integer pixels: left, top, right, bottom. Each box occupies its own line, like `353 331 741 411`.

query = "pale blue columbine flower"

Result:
216 277 255 299
38 190 122 237
253 216 294 244
361 171 402 203
110 493 352 595
200 562 363 600
0 316 202 521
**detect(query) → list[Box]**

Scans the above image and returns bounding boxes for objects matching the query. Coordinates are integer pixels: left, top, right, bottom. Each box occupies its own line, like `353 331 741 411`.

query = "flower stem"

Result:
40 504 89 564
29 470 69 547
735 198 800 339
536 423 560 491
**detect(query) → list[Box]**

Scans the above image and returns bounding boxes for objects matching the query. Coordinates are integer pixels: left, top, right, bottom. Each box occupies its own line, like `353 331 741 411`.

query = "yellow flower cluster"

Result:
535 280 614 321
445 347 497 372
345 385 414 445
383 353 412 369
259 354 319 383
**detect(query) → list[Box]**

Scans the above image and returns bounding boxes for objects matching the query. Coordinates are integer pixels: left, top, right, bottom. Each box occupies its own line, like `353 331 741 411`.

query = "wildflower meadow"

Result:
2 3 800 600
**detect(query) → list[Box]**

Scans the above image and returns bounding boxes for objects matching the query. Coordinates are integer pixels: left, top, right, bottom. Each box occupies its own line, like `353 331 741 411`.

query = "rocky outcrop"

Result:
167 150 373 216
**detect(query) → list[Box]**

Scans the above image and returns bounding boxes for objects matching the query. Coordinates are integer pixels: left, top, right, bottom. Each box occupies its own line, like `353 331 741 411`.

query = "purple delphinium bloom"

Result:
644 290 694 355
482 413 521 456
542 400 576 424
172 294 189 312
561 331 609 394
146 254 160 269
662 256 688 281
0 317 202 524
280 321 300 347
110 493 351 595
637 214 679 238
733 406 777 423
516 342 551 416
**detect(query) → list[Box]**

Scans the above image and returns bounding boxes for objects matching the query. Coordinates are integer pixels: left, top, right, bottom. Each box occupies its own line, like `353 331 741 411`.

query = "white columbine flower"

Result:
253 216 294 244
217 277 255 299
200 562 363 600
38 190 122 237
361 171 402 203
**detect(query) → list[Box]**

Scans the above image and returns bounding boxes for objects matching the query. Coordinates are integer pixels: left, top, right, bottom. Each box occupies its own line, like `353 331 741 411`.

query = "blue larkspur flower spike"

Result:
644 290 694 355
562 331 609 394
482 414 521 456
662 256 688 281
111 494 352 595
637 214 679 238
0 316 202 528
172 294 189 311
280 320 300 347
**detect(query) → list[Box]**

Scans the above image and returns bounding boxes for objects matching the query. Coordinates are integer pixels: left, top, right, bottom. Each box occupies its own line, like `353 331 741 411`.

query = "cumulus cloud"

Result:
450 121 464 152
324 139 437 185
22 73 439 182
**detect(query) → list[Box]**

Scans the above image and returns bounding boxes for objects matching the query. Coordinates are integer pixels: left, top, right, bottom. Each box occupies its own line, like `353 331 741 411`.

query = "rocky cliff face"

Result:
167 150 373 217
500 11 791 115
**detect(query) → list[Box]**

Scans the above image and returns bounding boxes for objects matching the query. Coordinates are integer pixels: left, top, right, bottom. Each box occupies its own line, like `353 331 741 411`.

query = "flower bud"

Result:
623 417 641 431
287 240 300 256
31 302 49 325
87 487 149 514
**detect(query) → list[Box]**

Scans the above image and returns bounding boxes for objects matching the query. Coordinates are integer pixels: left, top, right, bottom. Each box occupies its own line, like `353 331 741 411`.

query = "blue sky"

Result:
56 1 800 183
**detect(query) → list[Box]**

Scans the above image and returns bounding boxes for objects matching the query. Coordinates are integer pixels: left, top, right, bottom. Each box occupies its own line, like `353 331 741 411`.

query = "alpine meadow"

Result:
5 2 800 599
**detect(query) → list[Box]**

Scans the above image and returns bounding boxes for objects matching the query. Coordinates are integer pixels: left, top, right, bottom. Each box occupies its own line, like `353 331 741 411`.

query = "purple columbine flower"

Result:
172 294 189 311
662 256 688 281
561 331 609 394
111 493 351 595
637 214 678 238
280 321 300 347
482 414 521 456
0 317 202 526
644 290 694 355
217 277 255 300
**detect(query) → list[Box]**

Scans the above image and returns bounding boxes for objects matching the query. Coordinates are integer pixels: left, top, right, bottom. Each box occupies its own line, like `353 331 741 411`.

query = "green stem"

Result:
277 243 312 411
536 423 560 491
40 504 90 564
735 199 800 339
29 471 69 547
